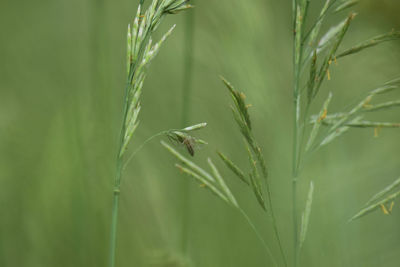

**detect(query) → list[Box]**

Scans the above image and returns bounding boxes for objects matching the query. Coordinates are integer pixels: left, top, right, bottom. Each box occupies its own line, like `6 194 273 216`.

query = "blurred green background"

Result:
1 0 400 266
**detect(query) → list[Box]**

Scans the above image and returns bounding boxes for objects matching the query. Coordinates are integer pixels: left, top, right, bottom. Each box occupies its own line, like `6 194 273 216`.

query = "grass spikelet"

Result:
221 76 252 130
175 163 230 205
303 0 333 46
163 142 239 208
319 116 363 147
208 158 238 208
217 151 249 185
313 13 356 98
109 1 192 267
299 181 314 250
306 92 332 151
336 30 400 59
365 177 400 206
246 145 266 211
162 141 215 183
307 50 317 102
363 100 400 112
333 0 359 13
349 189 400 222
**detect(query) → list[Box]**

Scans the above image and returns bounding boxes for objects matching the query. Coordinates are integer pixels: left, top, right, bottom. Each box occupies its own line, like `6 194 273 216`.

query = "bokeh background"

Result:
1 0 400 266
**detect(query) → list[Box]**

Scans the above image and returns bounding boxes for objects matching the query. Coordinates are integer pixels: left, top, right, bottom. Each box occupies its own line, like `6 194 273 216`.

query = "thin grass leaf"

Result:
217 151 249 185
207 158 238 207
349 189 400 222
306 92 333 151
161 141 215 183
336 31 400 59
333 0 359 13
299 181 314 249
365 177 400 206
175 164 229 204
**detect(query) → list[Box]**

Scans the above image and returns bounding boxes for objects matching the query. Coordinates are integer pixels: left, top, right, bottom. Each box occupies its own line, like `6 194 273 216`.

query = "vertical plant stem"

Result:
292 2 302 266
181 8 195 254
109 80 131 267
109 161 122 267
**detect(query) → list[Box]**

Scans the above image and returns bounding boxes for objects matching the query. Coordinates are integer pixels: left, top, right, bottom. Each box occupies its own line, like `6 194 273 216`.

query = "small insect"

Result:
182 137 195 156
168 132 197 157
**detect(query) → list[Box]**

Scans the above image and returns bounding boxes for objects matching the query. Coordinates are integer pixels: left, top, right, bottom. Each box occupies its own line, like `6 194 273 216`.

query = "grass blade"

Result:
349 189 400 222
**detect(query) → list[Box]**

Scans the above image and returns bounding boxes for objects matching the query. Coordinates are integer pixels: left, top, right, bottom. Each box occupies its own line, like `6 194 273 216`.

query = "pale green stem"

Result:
109 76 132 267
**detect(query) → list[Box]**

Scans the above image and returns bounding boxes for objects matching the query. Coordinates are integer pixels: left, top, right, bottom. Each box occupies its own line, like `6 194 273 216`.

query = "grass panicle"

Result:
108 1 191 267
161 141 280 265
292 1 400 265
